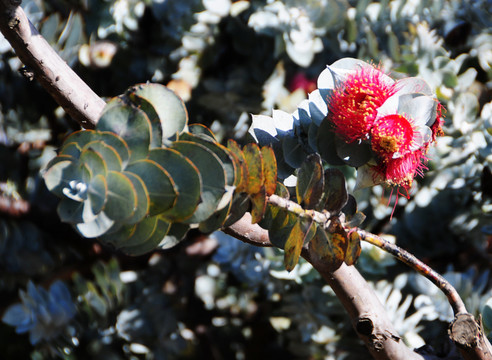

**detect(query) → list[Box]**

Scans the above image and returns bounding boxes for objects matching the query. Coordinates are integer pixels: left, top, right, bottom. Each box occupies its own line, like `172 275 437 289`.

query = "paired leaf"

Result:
188 123 216 141
104 171 138 222
148 148 201 222
59 142 82 158
44 160 91 199
96 97 152 163
345 230 362 266
321 168 348 213
171 141 226 223
120 217 171 256
308 226 344 272
82 141 122 171
87 174 107 215
261 146 277 196
180 132 236 187
79 148 107 177
157 222 189 250
283 219 316 271
242 143 263 195
126 83 188 145
296 153 324 209
284 219 305 271
76 211 115 239
250 189 267 224
121 171 149 224
125 160 177 216
227 140 248 192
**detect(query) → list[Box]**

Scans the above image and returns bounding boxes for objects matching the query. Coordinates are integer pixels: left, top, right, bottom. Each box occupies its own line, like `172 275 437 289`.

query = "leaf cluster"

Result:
43 84 278 255
260 153 365 271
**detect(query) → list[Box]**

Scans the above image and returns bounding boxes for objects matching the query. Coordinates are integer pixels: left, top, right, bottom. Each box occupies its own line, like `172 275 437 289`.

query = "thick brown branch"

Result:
304 256 426 360
448 314 492 360
223 213 272 247
0 0 105 128
224 215 426 360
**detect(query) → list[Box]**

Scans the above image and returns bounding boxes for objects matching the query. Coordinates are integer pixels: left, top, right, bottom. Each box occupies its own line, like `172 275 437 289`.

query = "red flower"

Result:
328 66 395 143
370 112 429 192
371 113 416 161
374 150 428 194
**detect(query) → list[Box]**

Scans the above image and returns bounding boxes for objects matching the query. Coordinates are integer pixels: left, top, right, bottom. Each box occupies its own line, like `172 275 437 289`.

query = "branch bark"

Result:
0 0 105 128
1 2 490 359
225 215 427 360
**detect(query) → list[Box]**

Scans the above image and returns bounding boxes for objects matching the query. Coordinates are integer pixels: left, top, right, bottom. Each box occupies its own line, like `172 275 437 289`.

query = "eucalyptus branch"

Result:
1 3 490 358
266 193 332 224
267 194 469 314
266 194 492 360
0 0 105 128
356 229 467 315
224 214 427 360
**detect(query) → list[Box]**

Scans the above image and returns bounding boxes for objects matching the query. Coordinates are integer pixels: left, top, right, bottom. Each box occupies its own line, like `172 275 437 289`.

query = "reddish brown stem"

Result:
356 229 467 315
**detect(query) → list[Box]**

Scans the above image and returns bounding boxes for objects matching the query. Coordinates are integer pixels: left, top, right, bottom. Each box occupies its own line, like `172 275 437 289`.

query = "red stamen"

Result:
328 67 395 143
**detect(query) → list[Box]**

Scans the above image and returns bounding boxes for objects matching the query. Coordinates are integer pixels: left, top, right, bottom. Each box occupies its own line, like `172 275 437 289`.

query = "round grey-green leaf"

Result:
76 211 115 238
96 97 152 163
44 160 91 199
97 131 130 168
120 217 171 256
88 174 107 215
148 148 200 222
170 141 226 224
82 141 122 172
79 148 107 177
125 159 177 216
126 83 188 145
179 132 236 187
121 171 149 224
104 171 138 222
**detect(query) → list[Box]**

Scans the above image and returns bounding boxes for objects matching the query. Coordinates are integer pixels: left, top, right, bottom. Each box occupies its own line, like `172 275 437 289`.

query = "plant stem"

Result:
356 229 468 315
267 194 469 315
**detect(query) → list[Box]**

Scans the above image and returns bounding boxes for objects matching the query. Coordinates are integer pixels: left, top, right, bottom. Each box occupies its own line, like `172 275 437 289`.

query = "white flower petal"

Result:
317 67 336 90
376 94 400 118
330 57 372 70
354 164 382 191
399 95 437 126
410 126 432 151
394 77 433 96
330 58 395 87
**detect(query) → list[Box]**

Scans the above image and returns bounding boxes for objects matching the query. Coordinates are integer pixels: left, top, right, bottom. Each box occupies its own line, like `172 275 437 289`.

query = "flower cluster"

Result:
322 58 443 195
249 58 444 198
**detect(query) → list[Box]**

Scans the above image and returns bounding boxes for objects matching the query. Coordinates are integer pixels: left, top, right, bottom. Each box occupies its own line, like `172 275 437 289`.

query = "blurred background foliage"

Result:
0 0 491 359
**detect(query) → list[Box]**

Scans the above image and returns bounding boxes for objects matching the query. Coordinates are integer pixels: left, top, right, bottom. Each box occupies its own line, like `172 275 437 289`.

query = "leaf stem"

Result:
356 228 468 315
267 194 331 225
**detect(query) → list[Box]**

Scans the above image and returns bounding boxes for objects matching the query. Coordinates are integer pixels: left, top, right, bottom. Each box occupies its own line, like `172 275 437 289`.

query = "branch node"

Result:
448 313 481 349
356 316 374 336
8 16 19 29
